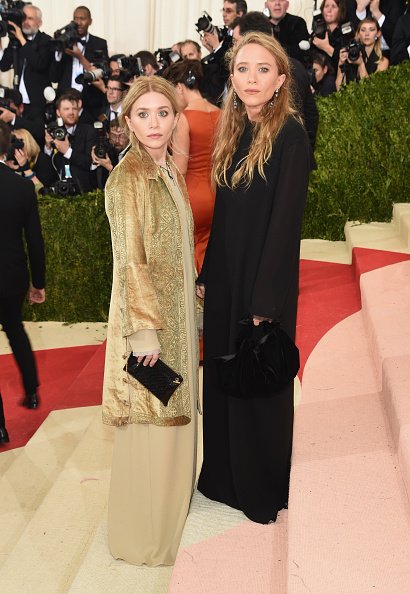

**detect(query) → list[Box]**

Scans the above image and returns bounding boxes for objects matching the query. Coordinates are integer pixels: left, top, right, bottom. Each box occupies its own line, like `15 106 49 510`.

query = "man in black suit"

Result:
44 93 98 193
50 6 108 121
391 10 410 64
0 121 46 435
0 5 52 119
264 0 310 61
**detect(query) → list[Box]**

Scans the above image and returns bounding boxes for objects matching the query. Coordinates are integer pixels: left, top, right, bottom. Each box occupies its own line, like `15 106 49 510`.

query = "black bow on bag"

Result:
215 319 299 399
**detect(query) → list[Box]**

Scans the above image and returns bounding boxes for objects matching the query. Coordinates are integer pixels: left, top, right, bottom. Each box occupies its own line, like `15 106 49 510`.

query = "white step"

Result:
345 202 410 256
0 406 97 569
0 409 114 592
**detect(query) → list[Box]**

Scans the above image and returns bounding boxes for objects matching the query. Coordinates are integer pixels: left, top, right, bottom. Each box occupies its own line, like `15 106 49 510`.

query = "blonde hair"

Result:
120 76 181 153
213 31 298 189
12 128 40 163
356 17 383 63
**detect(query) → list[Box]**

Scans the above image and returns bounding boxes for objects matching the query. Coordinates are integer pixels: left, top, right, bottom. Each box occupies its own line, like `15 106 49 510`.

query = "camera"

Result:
195 11 227 43
340 22 364 62
93 121 110 159
311 10 327 39
155 48 181 71
40 179 79 198
46 117 67 142
5 133 23 163
75 49 110 85
116 55 144 82
51 21 81 52
0 0 27 38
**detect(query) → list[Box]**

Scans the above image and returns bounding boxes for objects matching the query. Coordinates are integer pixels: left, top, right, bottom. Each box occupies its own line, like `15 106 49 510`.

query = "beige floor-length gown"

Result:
108 168 198 566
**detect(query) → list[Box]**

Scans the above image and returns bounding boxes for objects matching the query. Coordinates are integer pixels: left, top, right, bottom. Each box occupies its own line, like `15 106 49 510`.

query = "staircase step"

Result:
0 410 113 592
0 406 97 569
392 203 410 248
288 262 410 592
69 516 172 594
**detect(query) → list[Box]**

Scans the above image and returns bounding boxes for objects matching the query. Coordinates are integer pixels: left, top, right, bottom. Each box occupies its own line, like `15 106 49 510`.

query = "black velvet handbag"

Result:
214 319 299 399
124 354 183 406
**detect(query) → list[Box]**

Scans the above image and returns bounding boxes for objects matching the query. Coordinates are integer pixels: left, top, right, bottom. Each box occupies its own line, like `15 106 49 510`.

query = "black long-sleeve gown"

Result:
197 116 310 524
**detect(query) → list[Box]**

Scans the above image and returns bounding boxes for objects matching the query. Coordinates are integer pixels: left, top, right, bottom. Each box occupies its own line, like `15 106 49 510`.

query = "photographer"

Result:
197 2 247 104
180 40 202 60
101 75 127 121
312 0 347 69
336 16 389 88
311 51 337 96
5 127 54 186
349 0 405 51
0 87 44 146
0 5 52 118
134 51 159 76
264 0 310 61
50 6 108 121
91 117 128 188
44 92 98 193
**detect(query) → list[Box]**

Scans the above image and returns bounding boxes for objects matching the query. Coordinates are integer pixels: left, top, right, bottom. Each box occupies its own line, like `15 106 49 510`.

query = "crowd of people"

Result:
0 0 408 572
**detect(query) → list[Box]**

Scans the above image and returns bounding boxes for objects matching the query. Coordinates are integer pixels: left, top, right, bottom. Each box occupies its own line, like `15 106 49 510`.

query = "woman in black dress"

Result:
196 31 311 524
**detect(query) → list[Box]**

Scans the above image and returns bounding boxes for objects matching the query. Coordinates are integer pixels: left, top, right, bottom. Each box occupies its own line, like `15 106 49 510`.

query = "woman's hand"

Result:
137 353 160 367
196 283 205 299
92 146 113 172
14 148 29 168
338 48 348 66
312 32 332 56
252 315 272 326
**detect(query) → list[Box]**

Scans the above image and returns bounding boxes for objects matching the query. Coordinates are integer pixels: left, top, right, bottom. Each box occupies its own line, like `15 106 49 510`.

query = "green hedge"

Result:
303 61 410 240
25 62 410 322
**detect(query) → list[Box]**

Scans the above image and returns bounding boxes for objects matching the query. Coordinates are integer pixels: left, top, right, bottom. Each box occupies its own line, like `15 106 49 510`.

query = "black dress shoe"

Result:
0 426 10 444
23 393 40 409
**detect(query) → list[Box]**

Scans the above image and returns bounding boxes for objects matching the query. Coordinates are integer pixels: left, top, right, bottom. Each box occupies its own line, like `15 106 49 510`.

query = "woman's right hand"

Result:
196 284 205 299
338 48 348 66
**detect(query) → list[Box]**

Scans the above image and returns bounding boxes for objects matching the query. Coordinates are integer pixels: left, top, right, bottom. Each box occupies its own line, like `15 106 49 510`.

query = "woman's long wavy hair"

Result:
119 76 181 153
213 32 298 189
356 17 383 63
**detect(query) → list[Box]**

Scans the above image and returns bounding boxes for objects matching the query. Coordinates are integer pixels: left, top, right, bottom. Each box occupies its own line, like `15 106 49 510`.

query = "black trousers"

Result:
0 293 39 396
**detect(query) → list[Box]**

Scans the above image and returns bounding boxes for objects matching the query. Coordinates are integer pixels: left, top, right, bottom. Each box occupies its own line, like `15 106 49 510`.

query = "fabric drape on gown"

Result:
184 109 220 274
107 168 198 566
197 117 310 524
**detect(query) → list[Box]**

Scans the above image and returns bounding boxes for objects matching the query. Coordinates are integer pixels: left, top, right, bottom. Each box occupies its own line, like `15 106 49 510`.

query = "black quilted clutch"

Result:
124 354 183 406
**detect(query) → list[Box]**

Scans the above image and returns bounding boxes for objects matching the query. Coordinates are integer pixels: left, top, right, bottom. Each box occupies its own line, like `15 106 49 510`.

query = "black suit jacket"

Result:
0 163 45 296
50 34 108 119
49 122 98 193
201 35 233 106
391 12 410 64
0 31 52 110
272 13 310 61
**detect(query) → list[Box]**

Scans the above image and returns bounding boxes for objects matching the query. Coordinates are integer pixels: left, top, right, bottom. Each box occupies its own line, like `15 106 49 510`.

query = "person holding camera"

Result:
5 128 55 187
0 87 45 147
348 0 406 51
44 93 98 193
336 16 389 88
311 51 337 95
264 0 310 61
0 5 52 119
312 0 348 68
91 118 128 188
0 120 45 422
50 6 108 121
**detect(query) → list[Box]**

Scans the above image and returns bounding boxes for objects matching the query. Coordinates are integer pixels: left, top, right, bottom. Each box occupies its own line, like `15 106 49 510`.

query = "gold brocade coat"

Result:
102 145 196 427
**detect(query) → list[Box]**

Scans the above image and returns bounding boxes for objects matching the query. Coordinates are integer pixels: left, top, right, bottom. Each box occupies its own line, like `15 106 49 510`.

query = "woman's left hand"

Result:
137 353 160 367
252 315 272 326
14 148 29 168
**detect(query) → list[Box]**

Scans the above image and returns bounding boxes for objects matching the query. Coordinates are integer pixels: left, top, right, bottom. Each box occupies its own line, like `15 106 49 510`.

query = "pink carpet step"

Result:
288 262 410 593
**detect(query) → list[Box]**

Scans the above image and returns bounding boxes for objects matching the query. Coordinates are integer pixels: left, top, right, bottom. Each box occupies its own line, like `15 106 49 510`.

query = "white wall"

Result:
34 0 314 55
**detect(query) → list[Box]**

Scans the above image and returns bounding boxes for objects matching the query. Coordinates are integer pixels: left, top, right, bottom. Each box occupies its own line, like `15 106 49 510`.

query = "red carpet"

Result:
2 247 410 451
0 344 100 451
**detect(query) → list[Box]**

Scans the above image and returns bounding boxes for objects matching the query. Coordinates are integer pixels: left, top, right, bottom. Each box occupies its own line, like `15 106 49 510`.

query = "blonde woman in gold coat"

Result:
103 77 199 566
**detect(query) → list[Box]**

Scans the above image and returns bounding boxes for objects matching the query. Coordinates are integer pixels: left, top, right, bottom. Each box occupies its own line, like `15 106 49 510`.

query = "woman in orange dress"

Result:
164 60 220 274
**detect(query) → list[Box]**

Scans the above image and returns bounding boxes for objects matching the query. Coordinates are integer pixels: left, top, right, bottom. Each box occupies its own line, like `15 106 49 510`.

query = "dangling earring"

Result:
233 90 238 109
269 87 280 107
